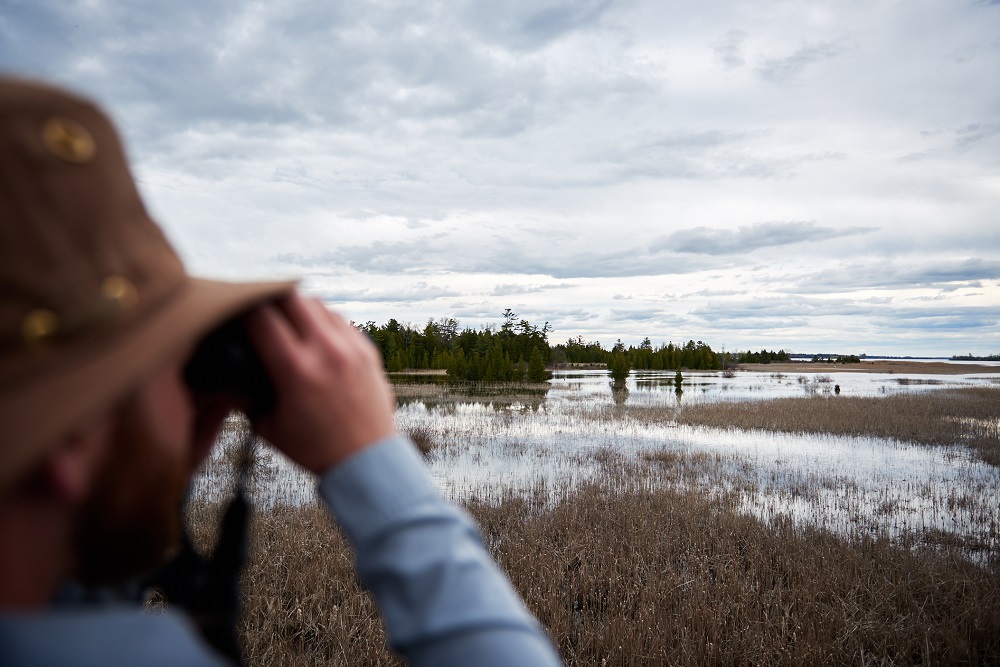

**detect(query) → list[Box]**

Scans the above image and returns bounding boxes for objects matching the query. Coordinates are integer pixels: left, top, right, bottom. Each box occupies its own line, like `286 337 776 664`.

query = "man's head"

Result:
0 75 292 597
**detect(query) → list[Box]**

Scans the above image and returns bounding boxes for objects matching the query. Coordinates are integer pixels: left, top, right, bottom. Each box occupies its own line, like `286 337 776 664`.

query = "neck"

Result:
0 497 74 609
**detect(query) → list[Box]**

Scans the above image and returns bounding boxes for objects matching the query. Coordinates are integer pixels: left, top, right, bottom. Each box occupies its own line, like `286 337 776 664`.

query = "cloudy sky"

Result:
3 0 999 356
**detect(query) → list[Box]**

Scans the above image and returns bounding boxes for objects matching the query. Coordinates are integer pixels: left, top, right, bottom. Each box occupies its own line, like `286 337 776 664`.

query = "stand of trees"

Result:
731 348 790 364
951 354 1000 361
360 309 552 382
360 310 805 381
552 336 723 371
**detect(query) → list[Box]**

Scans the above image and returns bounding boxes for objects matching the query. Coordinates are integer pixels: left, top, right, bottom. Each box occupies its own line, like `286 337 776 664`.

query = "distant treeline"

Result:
732 349 791 364
556 335 724 370
951 354 1000 361
360 311 551 382
810 354 862 364
360 311 804 381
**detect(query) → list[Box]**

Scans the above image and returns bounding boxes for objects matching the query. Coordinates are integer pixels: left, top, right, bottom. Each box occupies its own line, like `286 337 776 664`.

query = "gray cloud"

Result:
597 129 848 181
538 308 600 321
872 306 1000 331
683 289 746 298
784 258 1000 294
684 296 998 335
492 282 576 296
276 234 732 278
609 309 664 322
903 122 1000 162
758 41 842 84
314 282 459 304
953 122 1000 151
462 0 613 51
650 222 874 255
713 30 748 69
2 1 582 146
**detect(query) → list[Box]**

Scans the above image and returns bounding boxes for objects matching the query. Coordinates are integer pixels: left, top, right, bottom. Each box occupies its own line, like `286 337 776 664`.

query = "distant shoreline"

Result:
388 361 1000 377
739 360 999 375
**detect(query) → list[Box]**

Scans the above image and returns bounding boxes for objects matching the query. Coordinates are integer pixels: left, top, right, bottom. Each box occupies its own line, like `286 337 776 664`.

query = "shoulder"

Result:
0 607 230 667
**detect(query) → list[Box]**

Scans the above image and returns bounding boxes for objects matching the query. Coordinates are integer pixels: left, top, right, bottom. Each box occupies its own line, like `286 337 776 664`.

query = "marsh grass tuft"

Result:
406 425 437 458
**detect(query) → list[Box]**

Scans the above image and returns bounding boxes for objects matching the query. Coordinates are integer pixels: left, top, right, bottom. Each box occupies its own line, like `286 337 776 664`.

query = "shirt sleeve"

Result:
317 434 562 667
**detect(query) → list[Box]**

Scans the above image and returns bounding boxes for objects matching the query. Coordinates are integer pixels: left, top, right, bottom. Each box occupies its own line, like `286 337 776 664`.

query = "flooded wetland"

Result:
193 363 1000 666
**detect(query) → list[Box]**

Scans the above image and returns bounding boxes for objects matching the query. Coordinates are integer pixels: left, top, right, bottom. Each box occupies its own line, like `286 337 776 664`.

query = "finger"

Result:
302 298 372 360
275 291 329 341
244 301 304 378
305 296 339 324
303 297 356 337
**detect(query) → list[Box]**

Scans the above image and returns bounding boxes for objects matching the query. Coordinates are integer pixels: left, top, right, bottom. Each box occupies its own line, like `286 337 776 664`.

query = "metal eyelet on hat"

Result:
41 116 96 164
101 275 138 311
20 276 138 352
21 308 59 349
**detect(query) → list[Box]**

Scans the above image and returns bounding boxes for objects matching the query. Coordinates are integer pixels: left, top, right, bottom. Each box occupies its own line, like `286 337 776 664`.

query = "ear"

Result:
43 416 114 504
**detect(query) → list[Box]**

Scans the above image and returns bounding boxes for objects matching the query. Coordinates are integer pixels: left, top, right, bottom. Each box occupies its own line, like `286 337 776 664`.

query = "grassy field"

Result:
186 385 1000 666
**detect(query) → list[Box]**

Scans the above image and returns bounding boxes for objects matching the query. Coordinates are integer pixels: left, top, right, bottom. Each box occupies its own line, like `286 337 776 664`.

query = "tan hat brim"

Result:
0 276 295 489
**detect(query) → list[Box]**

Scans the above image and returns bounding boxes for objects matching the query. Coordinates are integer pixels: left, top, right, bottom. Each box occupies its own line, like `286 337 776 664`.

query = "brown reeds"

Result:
405 425 437 458
471 463 1000 665
240 505 401 667
186 449 1000 666
669 387 1000 466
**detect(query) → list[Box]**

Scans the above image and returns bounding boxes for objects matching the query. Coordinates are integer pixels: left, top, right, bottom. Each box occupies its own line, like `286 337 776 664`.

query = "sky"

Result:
2 0 999 356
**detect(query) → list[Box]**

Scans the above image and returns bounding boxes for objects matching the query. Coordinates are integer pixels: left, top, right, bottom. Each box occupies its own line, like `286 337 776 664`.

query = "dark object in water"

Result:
834 384 841 395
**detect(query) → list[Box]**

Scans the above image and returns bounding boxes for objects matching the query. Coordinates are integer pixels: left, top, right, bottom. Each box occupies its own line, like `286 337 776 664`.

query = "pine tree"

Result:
609 351 630 385
528 347 547 383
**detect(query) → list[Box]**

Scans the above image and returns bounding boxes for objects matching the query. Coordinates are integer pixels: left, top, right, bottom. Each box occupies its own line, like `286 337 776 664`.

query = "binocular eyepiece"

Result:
183 317 276 416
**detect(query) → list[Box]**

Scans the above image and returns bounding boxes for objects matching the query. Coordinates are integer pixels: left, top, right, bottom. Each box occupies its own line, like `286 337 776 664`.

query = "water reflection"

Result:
549 368 1000 406
194 369 1000 562
393 398 999 561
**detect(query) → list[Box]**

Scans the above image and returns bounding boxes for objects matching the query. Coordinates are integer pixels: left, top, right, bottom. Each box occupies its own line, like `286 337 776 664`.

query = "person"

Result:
0 75 561 666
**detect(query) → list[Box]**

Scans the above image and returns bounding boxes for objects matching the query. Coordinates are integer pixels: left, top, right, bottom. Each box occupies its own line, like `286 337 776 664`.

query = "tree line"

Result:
360 309 551 382
359 310 798 382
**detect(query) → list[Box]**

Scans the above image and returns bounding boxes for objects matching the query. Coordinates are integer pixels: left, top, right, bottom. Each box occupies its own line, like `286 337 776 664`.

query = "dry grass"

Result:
405 425 437 458
186 451 1000 666
473 473 1000 666
241 505 399 667
670 387 1000 466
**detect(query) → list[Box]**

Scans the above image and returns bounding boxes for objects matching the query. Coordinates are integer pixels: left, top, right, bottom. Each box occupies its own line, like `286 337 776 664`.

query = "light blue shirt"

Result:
0 435 562 666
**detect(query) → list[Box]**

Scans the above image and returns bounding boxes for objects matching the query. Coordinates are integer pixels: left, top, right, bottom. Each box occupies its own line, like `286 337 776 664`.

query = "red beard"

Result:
74 394 193 585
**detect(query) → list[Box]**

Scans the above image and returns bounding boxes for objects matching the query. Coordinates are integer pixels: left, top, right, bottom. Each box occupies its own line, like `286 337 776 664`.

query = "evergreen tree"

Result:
528 347 547 383
609 350 630 384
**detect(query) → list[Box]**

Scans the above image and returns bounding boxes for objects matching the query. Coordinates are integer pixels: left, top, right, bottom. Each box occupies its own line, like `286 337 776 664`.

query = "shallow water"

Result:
193 370 1000 559
550 368 1000 406
394 399 999 551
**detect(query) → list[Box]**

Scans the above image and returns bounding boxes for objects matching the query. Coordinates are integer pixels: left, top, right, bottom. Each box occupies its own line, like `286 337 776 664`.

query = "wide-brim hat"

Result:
0 75 295 489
